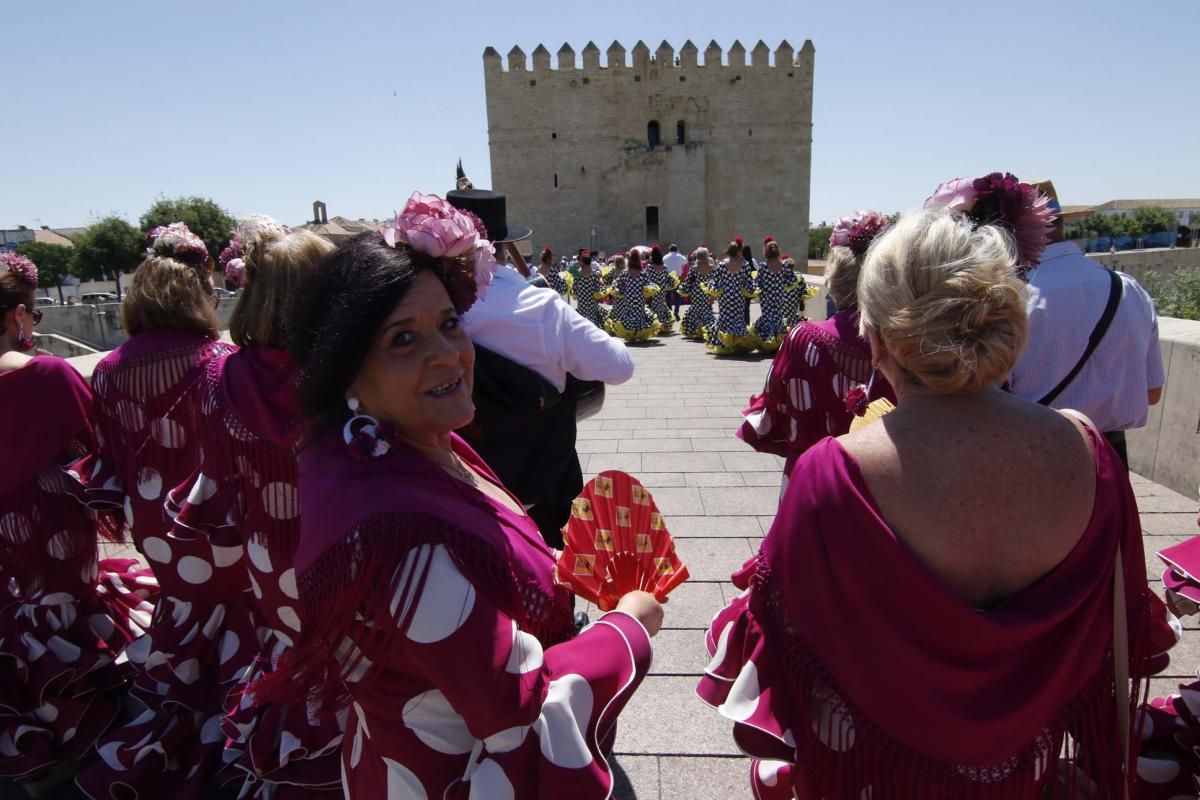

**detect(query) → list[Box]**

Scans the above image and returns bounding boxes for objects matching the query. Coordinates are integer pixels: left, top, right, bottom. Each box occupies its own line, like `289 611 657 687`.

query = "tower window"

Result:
551 132 557 139
554 173 558 188
647 120 661 148
646 206 660 242
529 79 536 87
676 121 686 144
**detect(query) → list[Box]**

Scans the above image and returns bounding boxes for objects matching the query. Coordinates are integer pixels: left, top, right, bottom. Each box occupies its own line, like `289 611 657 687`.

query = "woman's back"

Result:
840 390 1096 608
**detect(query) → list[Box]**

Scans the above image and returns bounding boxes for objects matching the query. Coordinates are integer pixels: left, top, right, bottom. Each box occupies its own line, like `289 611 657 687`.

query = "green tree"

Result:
1143 270 1200 321
1080 213 1121 238
72 217 143 283
1127 206 1177 238
16 241 75 302
140 196 236 261
808 225 833 260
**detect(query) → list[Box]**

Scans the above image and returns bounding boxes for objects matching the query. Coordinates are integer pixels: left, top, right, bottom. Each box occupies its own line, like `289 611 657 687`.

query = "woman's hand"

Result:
616 590 664 637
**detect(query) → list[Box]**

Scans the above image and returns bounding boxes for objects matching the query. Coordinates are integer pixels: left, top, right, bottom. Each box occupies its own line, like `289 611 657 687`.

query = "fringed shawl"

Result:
257 432 576 711
701 428 1172 798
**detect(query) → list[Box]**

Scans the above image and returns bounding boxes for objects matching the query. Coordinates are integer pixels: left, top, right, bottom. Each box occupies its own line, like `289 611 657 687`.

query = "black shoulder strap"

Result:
1038 268 1123 406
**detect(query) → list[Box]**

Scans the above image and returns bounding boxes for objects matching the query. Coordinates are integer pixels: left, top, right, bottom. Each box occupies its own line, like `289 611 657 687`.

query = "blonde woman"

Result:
703 209 1176 799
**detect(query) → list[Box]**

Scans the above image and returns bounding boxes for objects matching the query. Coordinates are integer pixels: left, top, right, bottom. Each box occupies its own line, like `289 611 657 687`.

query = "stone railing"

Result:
1129 316 1200 499
38 299 239 352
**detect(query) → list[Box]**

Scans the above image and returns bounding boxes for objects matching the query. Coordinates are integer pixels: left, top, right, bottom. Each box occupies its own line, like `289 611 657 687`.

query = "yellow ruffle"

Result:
702 286 723 299
592 291 608 301
707 330 758 356
562 272 575 295
740 288 760 299
643 285 661 299
611 318 661 341
802 285 820 301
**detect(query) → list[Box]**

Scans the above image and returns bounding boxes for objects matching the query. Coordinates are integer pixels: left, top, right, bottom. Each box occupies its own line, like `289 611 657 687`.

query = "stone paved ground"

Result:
582 333 1200 800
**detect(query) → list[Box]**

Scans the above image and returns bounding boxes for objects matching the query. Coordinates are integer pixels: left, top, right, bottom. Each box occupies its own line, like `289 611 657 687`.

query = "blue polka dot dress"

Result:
679 268 716 341
610 270 661 341
751 266 792 353
705 260 757 355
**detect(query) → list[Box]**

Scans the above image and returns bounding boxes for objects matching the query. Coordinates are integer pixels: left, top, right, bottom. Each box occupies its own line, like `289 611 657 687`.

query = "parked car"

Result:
80 292 120 304
34 297 56 307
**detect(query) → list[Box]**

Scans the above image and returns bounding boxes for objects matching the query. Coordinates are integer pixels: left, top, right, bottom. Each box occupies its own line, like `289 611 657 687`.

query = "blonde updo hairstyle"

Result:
858 209 1028 395
122 255 219 339
824 246 862 311
229 228 333 348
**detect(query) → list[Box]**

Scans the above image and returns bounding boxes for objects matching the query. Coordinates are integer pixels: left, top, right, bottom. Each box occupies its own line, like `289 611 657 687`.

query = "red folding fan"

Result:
556 470 689 611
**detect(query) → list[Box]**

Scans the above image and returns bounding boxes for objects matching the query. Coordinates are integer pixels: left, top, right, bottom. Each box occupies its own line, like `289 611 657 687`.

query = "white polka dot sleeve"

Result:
345 543 653 798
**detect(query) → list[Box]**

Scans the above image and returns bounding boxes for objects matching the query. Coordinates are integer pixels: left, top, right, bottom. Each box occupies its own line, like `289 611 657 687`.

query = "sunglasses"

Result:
31 309 43 326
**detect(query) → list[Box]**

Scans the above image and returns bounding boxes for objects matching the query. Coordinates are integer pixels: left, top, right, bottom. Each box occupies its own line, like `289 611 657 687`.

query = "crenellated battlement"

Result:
483 38 812 73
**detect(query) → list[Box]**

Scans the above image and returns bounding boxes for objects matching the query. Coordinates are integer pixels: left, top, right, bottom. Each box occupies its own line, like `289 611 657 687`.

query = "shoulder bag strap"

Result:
1112 543 1131 800
1039 269 1123 406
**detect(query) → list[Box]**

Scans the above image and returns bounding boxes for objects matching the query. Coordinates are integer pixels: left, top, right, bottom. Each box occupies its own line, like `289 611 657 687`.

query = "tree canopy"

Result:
140 196 236 262
72 217 143 281
16 241 75 297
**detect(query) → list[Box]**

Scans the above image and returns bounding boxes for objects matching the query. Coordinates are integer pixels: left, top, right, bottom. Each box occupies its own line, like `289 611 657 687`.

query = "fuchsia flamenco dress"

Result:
74 330 251 798
0 356 155 783
175 346 343 798
738 309 896 485
256 431 653 799
698 428 1178 799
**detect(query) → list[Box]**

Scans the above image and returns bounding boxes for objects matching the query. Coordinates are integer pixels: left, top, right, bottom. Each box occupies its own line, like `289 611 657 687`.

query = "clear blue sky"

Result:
4 0 1197 236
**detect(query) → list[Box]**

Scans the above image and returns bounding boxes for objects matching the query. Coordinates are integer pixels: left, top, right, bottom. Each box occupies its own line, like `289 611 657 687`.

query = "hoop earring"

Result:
342 395 396 459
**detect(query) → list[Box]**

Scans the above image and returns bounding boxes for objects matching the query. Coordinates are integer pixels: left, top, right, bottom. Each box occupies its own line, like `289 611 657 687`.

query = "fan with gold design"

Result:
557 470 689 611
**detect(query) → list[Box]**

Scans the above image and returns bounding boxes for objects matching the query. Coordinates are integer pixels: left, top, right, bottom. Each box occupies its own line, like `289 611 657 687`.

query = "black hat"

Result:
445 189 532 244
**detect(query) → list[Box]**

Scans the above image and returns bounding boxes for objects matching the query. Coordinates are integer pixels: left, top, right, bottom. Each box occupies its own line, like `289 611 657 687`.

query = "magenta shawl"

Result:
699 428 1174 798
0 356 95 495
261 431 577 708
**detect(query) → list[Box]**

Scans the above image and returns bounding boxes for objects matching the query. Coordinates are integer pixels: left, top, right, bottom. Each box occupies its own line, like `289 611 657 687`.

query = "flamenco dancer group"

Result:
537 239 811 355
0 171 1196 800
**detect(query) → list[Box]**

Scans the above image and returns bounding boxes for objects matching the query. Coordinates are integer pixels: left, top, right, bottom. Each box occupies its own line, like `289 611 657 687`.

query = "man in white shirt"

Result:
1011 181 1163 468
663 244 688 317
448 188 634 547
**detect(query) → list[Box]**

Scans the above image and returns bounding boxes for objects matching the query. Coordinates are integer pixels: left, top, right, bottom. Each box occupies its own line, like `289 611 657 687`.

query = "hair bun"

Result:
859 210 1028 394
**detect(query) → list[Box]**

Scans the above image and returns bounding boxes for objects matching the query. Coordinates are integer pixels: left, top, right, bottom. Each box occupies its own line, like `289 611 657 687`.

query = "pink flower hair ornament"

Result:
829 210 891 257
218 214 290 289
924 172 1056 277
146 222 210 270
0 252 38 288
380 192 498 312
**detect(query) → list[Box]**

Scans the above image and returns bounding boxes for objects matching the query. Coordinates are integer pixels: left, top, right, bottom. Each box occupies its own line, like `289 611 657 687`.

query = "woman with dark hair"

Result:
257 193 660 798
739 212 896 487
609 249 661 340
536 246 571 297
779 254 808 329
571 250 608 329
645 244 677 334
0 252 152 791
76 223 246 799
749 236 791 353
163 218 343 799
704 241 757 355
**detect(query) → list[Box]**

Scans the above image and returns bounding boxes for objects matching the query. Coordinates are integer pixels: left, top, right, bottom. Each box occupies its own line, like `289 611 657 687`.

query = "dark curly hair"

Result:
288 231 455 432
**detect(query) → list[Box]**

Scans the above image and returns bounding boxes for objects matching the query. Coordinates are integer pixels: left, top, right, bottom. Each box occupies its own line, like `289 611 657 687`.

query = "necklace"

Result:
442 453 477 487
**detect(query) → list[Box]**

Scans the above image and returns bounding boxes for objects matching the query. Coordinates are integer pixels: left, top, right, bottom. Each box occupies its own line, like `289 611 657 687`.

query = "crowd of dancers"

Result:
534 239 813 355
0 170 1196 800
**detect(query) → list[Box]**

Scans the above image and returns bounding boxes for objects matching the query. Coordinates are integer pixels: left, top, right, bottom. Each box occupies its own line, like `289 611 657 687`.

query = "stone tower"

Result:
482 38 814 258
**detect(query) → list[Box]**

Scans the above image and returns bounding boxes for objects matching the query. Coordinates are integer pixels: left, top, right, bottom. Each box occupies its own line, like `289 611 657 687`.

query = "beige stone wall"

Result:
1086 246 1200 286
483 40 813 259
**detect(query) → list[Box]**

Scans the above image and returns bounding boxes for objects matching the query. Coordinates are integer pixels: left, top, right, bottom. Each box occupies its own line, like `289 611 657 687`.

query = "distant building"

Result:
482 38 814 257
0 225 77 249
1061 199 1200 227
